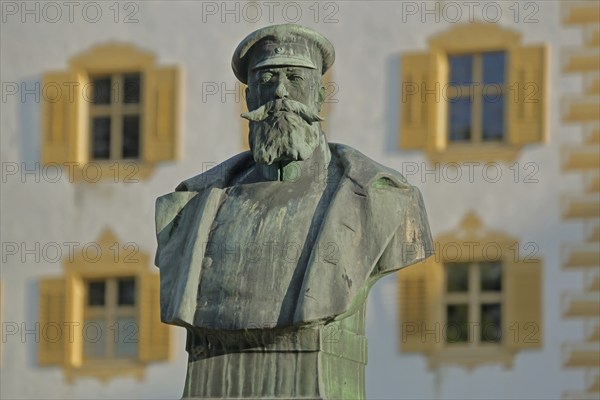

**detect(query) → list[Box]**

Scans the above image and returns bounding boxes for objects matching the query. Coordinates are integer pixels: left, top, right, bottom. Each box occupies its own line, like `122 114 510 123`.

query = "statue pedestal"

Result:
183 307 367 399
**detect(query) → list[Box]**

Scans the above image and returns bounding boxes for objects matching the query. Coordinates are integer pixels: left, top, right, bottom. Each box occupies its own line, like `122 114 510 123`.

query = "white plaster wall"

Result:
0 1 585 398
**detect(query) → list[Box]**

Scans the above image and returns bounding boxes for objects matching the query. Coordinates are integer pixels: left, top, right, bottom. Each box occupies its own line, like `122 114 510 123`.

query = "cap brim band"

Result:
252 56 317 70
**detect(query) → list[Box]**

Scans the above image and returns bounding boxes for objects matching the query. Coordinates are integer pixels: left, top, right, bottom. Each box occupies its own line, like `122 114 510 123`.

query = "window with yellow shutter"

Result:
83 277 138 361
444 261 503 345
447 51 506 143
37 229 170 382
41 43 180 181
398 212 542 369
399 23 547 162
88 73 142 161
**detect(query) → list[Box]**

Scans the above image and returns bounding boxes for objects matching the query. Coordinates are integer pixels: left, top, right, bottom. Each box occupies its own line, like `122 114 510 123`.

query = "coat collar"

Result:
176 143 409 192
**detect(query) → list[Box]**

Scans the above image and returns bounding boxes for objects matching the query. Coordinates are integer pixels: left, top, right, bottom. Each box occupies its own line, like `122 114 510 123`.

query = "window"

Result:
41 43 180 181
398 212 542 369
89 73 142 160
38 229 170 382
399 23 547 162
83 277 138 361
444 261 503 345
447 52 506 143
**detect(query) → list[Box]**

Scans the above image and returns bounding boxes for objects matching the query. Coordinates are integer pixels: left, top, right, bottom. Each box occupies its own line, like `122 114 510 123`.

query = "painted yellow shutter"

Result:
504 259 542 350
398 257 443 353
64 274 84 368
143 67 180 163
507 45 547 146
41 72 79 165
399 52 430 150
139 273 170 362
38 278 66 366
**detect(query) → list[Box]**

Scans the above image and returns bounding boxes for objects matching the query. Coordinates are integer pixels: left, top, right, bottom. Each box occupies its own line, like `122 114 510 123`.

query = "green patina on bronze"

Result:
155 23 433 399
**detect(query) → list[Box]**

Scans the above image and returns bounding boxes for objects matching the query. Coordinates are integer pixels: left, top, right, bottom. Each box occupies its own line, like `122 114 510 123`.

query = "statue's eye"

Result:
259 73 273 84
288 74 303 82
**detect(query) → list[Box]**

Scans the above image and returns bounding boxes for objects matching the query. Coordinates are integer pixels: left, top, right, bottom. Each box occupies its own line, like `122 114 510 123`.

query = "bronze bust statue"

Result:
155 23 433 399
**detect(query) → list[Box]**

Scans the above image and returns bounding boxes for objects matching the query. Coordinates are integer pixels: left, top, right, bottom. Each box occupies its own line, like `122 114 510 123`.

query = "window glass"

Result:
482 52 505 85
482 95 504 141
480 261 502 291
123 73 141 104
92 77 111 104
83 319 107 358
481 303 502 343
446 304 469 343
446 263 470 292
84 278 138 361
449 54 473 85
447 51 507 143
122 116 140 159
92 117 111 159
115 317 138 358
444 260 503 346
118 278 136 306
89 73 142 161
448 97 472 141
88 281 106 306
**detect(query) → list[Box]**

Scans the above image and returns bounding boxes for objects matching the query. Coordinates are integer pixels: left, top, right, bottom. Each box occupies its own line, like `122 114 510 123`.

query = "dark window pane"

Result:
480 261 502 291
118 278 136 306
446 263 470 292
115 317 138 358
481 303 502 343
482 52 506 85
122 116 140 159
123 73 141 104
91 77 111 104
448 97 472 141
446 304 469 343
92 117 111 159
482 94 504 141
449 54 473 85
88 281 106 306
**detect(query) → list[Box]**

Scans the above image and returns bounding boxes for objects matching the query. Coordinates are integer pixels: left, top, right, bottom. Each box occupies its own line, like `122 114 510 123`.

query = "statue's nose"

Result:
274 82 289 99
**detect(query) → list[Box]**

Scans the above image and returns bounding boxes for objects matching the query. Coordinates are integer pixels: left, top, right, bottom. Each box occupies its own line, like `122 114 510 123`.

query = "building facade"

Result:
1 1 598 399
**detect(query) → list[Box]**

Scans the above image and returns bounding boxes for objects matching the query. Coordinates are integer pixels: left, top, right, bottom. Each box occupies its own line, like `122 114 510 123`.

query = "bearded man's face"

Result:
242 66 325 165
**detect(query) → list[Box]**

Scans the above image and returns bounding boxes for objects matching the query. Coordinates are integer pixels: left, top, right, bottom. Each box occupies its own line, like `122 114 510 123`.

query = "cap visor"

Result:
252 56 317 70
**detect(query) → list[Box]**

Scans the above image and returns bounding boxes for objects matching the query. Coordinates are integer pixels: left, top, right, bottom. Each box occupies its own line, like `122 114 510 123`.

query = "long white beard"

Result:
243 99 323 165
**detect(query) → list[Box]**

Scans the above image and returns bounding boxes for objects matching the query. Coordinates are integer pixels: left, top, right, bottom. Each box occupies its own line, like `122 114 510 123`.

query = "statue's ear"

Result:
317 85 326 112
318 85 326 104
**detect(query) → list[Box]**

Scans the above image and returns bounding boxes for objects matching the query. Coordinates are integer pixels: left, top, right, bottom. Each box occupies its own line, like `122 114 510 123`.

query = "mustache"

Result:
241 98 324 124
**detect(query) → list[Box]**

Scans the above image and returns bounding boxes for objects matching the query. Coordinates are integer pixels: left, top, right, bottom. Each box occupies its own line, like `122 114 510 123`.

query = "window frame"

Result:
429 27 518 160
442 261 504 348
398 212 543 370
63 241 148 381
399 23 547 163
83 276 139 363
88 72 143 161
41 43 180 182
38 229 170 382
446 51 507 144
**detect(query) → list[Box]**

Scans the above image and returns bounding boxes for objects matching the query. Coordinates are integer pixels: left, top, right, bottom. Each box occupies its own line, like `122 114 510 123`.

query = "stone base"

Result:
182 322 367 399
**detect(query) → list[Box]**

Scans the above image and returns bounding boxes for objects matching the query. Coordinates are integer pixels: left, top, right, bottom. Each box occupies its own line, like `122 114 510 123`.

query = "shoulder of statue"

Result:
175 151 255 192
330 143 411 190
